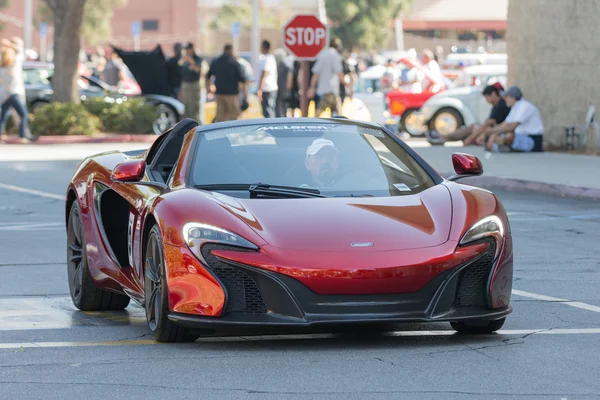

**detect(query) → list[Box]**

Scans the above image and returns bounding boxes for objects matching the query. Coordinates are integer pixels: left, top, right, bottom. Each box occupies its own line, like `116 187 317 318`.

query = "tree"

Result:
43 0 87 103
326 0 408 51
209 2 281 32
40 0 128 103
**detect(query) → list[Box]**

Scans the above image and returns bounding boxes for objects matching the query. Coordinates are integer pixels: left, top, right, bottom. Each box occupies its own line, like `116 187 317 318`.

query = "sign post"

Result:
231 21 241 54
283 15 329 117
38 22 48 62
131 21 141 51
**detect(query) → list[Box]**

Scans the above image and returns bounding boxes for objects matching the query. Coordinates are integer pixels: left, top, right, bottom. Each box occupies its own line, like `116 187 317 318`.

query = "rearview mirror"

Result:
447 153 483 181
111 160 146 182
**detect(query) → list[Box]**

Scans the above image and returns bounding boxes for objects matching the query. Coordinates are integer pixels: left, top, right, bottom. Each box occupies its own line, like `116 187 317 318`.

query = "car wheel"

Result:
450 317 506 334
401 109 428 137
144 225 199 342
152 104 178 135
431 108 464 137
67 202 130 311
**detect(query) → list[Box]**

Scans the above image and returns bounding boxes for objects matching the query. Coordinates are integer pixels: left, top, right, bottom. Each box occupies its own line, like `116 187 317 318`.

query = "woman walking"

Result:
0 37 35 143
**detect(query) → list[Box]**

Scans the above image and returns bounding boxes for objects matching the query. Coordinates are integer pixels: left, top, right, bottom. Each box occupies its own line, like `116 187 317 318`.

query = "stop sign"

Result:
283 15 329 60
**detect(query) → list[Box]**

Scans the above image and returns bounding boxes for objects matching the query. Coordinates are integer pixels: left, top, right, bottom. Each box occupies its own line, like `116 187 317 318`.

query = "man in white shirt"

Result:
256 40 278 118
421 49 443 91
484 86 544 152
308 38 345 116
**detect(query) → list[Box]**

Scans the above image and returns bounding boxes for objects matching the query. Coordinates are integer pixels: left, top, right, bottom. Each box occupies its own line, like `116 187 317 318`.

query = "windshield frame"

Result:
183 119 444 194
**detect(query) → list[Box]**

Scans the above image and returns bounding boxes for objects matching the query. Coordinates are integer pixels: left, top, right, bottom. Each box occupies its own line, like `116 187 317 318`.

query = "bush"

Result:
84 97 156 134
30 103 101 136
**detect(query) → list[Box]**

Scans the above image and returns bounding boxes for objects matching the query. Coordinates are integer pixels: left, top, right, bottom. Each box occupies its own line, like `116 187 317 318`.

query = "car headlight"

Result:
182 222 258 264
459 215 504 250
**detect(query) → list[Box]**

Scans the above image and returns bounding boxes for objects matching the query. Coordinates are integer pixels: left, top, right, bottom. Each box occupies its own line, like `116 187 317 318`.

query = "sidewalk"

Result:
0 139 599 200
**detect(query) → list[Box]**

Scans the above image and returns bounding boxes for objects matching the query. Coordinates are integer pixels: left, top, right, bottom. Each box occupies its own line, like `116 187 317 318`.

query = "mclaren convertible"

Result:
65 117 513 342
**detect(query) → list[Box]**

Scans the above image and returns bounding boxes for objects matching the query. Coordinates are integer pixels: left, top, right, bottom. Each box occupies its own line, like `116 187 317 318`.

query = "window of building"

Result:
142 20 159 31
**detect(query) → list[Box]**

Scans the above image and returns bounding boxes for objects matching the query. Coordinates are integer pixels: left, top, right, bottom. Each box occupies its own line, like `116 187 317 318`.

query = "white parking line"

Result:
0 182 63 200
513 289 600 313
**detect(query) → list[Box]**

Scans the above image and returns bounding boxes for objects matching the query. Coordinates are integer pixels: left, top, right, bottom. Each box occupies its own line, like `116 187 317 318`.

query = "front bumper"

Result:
169 240 512 330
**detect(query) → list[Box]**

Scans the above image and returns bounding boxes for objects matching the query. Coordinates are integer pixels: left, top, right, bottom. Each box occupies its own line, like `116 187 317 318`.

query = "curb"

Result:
0 134 158 145
451 174 600 201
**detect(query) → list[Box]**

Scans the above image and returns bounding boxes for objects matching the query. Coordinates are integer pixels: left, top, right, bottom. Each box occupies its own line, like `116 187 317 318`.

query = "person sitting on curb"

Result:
425 82 509 145
483 86 544 153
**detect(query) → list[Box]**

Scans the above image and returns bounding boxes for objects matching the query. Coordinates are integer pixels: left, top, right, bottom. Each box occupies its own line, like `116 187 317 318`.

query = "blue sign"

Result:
39 22 48 38
231 21 241 38
131 21 141 37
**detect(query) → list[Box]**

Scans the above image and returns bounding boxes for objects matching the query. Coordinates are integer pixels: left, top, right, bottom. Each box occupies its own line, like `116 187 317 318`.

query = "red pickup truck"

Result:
385 58 447 137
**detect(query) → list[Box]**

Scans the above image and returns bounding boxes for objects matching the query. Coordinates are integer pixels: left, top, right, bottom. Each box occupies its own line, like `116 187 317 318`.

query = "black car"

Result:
23 61 185 134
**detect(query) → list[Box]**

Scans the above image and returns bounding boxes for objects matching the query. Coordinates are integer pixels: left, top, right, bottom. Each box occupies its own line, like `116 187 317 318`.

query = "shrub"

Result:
30 103 101 136
84 97 156 134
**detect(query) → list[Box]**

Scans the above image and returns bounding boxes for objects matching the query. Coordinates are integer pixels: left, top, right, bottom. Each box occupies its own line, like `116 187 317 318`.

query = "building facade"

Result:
507 0 600 148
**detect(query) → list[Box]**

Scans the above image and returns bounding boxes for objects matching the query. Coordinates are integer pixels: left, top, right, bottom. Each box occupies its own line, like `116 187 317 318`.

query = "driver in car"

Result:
304 138 340 187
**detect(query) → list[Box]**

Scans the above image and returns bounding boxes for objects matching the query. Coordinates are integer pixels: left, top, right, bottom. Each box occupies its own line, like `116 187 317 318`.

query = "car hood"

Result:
207 185 453 252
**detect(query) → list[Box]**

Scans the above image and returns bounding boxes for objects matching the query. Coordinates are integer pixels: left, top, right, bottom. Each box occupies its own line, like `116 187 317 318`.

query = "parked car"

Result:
23 61 184 134
385 57 448 137
419 64 507 136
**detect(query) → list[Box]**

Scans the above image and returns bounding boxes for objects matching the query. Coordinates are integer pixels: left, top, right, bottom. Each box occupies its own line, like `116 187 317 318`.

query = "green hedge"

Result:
83 98 155 134
28 98 157 136
31 103 101 136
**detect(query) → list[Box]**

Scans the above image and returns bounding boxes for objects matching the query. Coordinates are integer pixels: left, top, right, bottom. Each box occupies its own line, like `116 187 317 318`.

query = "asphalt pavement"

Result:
1 156 600 400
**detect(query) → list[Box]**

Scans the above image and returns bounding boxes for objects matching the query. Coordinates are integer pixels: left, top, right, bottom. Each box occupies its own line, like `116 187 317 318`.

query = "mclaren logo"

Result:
351 242 374 247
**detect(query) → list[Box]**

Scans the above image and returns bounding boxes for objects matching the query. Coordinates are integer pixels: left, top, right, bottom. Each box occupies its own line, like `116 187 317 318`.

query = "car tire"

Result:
430 108 464 138
400 109 428 137
67 202 131 311
152 104 178 135
144 225 199 342
450 317 506 334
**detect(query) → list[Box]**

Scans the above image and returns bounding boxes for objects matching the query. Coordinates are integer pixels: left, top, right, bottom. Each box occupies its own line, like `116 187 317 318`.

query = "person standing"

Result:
206 44 247 123
420 49 443 90
179 42 202 122
256 40 278 118
307 38 344 117
100 47 125 87
0 37 34 142
166 43 183 99
274 49 291 117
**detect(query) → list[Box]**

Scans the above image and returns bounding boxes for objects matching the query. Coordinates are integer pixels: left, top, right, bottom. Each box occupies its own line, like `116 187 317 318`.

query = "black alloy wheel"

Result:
144 225 199 342
67 202 130 310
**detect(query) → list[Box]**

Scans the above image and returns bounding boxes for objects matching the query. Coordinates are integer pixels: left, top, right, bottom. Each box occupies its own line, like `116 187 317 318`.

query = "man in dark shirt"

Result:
206 44 247 122
179 42 202 121
166 43 182 99
426 83 510 145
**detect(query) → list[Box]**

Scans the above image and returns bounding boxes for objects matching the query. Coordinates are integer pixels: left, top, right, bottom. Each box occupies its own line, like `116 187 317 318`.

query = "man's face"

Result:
185 47 194 57
505 95 517 107
484 92 499 105
305 147 339 186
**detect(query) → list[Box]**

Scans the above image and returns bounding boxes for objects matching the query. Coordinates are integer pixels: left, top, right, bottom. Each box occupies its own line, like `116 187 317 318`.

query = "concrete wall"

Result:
507 0 600 148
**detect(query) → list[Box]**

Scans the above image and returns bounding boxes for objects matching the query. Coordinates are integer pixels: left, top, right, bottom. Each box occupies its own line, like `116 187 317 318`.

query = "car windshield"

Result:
190 123 435 198
23 68 51 85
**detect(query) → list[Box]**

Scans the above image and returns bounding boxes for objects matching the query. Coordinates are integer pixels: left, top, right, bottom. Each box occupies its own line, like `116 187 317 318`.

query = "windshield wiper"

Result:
194 183 326 199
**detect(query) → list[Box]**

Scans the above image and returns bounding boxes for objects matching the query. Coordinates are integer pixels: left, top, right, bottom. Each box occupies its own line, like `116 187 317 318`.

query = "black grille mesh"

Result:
454 240 497 308
201 244 267 315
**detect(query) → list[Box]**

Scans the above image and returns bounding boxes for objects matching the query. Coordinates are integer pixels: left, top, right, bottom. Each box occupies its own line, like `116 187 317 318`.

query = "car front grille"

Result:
201 244 267 315
454 240 497 308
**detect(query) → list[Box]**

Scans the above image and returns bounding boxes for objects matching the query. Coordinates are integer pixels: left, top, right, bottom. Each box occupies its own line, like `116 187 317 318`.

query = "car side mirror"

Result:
111 160 146 182
447 153 483 181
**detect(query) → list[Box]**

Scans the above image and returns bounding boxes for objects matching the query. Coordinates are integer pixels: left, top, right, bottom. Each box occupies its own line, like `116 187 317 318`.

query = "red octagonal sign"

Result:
283 15 329 60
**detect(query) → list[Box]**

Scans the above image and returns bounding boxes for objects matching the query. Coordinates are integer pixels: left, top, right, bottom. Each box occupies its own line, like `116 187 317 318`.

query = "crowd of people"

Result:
426 83 544 153
162 37 357 123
